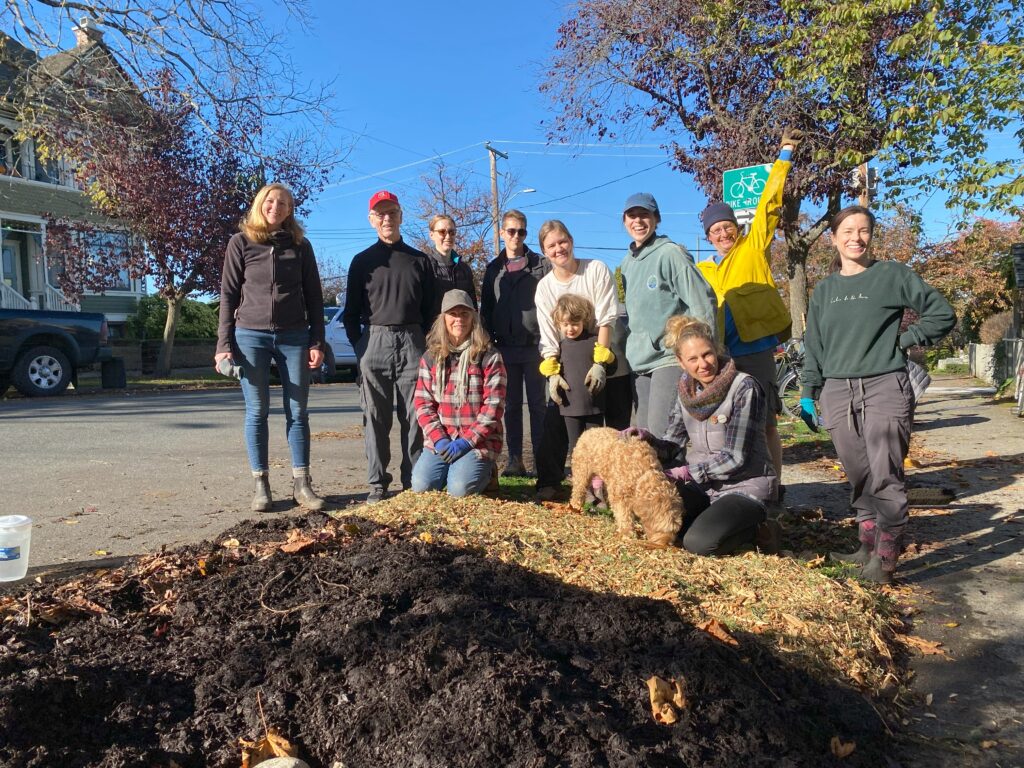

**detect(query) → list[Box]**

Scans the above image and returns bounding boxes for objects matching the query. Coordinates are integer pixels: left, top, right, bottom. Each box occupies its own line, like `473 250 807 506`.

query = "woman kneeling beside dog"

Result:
627 316 779 556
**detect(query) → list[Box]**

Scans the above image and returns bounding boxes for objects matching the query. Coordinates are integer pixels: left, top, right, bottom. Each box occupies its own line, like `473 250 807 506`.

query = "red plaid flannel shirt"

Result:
414 347 506 461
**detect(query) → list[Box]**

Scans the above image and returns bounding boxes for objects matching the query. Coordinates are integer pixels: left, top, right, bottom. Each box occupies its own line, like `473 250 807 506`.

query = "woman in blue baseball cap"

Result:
620 192 718 439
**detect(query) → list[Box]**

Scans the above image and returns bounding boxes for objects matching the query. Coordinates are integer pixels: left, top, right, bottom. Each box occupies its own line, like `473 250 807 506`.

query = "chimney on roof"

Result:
72 17 104 47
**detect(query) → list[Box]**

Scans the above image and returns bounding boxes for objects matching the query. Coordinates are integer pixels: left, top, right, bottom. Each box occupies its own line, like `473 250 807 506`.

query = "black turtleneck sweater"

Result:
342 238 435 348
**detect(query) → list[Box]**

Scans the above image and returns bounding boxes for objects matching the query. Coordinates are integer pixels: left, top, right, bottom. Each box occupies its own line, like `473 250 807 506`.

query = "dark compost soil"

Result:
0 513 887 767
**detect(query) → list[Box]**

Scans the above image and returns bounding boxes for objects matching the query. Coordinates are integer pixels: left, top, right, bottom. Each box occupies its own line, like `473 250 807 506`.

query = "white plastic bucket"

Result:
0 515 32 581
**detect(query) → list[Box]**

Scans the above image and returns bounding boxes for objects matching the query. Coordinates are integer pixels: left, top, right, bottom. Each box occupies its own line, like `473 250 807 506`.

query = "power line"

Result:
494 140 666 148
519 161 670 208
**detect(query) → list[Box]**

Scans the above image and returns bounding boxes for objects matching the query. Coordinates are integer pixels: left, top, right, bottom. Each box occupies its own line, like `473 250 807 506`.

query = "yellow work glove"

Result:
539 357 561 377
593 343 615 365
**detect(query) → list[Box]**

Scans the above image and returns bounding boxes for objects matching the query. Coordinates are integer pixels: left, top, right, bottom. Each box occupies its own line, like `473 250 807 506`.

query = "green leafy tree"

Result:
543 0 1024 335
124 296 219 340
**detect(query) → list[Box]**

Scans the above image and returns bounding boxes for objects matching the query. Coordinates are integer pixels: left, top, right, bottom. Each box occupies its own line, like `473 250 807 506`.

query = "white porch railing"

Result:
0 281 32 310
44 284 79 312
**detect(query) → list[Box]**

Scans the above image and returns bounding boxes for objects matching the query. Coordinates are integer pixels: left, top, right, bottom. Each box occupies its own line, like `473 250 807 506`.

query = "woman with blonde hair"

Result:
215 183 326 513
625 316 778 555
412 289 507 497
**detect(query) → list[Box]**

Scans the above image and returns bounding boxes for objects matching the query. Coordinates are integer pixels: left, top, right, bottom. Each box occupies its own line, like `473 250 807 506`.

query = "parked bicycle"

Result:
775 338 804 419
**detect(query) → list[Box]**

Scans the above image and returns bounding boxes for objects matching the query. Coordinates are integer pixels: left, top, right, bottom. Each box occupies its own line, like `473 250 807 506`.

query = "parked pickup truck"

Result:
0 308 114 397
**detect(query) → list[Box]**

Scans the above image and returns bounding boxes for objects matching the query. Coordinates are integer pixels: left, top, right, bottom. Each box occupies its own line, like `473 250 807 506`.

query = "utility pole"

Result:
486 142 508 258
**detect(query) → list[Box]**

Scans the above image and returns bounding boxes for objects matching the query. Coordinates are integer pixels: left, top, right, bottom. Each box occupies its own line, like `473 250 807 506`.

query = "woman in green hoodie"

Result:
800 205 955 584
621 193 717 439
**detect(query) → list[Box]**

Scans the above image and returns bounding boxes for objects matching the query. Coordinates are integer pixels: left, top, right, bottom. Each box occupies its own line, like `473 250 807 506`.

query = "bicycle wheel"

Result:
729 181 746 199
778 369 801 419
752 178 766 194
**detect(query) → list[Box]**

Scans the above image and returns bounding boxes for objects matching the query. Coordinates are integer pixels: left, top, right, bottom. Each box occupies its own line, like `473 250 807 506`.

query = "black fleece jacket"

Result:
480 246 550 347
216 231 325 354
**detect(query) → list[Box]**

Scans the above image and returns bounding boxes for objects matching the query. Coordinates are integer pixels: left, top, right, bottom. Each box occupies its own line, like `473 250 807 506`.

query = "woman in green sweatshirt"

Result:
800 205 955 584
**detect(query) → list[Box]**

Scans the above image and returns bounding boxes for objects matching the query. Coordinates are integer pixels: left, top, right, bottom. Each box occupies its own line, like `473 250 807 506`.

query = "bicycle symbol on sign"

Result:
729 172 766 200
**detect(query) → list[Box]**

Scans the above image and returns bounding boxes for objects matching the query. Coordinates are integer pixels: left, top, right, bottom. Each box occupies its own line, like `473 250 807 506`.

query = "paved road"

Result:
1 384 375 571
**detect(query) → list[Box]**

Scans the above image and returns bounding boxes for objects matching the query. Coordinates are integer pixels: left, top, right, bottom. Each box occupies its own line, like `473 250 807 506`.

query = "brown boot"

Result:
292 471 325 511
755 519 782 554
251 471 272 512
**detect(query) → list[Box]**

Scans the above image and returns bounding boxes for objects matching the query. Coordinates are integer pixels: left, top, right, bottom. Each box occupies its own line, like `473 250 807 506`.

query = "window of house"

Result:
90 231 134 291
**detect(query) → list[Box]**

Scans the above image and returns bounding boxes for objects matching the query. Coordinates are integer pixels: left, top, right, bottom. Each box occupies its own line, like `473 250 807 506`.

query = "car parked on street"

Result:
321 308 357 380
0 308 115 396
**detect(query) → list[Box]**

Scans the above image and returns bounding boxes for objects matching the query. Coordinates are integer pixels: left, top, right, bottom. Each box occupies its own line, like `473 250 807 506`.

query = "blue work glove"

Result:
433 437 452 456
799 397 820 433
441 438 473 463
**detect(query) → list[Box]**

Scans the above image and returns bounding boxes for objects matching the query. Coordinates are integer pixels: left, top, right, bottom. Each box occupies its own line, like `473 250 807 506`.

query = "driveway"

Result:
1 384 373 572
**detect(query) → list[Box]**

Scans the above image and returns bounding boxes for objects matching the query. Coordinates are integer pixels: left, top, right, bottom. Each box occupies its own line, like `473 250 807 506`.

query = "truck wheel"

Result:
12 346 72 397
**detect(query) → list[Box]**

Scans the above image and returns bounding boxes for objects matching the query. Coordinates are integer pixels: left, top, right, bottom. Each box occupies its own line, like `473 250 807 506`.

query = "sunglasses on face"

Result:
433 229 456 237
504 228 527 237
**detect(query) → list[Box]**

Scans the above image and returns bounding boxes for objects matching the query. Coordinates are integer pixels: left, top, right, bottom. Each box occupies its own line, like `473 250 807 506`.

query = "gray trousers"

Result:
356 325 425 490
820 370 912 537
633 365 683 438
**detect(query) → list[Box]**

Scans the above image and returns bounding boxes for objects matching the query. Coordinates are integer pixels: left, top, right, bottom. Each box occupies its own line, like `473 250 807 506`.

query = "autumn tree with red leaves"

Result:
41 72 327 374
542 0 1024 336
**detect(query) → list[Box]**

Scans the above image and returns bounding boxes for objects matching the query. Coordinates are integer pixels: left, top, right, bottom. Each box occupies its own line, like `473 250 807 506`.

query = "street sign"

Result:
722 163 772 212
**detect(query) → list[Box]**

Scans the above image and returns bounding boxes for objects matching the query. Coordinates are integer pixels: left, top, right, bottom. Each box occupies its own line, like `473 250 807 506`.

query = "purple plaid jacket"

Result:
414 347 506 461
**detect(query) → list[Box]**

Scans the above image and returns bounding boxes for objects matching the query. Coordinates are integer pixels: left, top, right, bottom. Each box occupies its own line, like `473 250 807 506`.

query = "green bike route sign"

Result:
722 163 772 213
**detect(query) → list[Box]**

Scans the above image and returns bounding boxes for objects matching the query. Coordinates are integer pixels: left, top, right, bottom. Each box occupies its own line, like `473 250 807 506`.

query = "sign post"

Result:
722 163 772 227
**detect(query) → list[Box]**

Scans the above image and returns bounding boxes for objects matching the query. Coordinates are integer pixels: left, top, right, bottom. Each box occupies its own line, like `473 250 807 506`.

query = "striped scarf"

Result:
433 339 473 407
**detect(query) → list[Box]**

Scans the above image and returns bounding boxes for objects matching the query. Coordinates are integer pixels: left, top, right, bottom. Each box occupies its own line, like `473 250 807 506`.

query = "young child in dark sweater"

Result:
551 294 615 460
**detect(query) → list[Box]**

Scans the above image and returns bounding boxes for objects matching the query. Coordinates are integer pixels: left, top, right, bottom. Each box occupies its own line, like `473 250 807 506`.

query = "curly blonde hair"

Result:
551 293 596 333
241 183 306 244
663 315 725 358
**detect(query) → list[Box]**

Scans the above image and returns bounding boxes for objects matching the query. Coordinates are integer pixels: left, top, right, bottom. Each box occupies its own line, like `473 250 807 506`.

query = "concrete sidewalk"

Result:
787 375 1024 767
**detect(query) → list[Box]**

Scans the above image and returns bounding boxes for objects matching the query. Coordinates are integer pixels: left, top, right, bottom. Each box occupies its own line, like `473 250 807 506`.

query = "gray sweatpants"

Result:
820 370 912 537
633 365 682 439
356 325 425 491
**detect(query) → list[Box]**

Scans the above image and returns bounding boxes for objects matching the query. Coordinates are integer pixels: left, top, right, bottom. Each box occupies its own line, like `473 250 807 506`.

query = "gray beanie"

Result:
699 202 737 235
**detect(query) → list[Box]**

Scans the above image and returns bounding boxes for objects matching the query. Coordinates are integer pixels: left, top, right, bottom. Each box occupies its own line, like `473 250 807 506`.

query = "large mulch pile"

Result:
0 498 914 768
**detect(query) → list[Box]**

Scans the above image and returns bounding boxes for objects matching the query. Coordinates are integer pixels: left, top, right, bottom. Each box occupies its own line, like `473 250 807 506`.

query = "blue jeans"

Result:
234 327 312 472
411 448 493 497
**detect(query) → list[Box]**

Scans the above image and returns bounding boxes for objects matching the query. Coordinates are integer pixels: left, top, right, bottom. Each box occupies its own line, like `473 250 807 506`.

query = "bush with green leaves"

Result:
125 296 219 340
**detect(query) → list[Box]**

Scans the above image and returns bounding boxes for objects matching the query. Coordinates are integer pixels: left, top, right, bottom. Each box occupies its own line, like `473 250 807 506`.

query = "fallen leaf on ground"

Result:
979 740 998 749
904 457 922 469
943 621 960 628
697 618 739 646
240 727 297 768
280 529 317 554
804 555 826 568
830 736 856 759
419 532 434 544
221 538 241 548
92 550 111 556
646 675 687 724
902 635 947 656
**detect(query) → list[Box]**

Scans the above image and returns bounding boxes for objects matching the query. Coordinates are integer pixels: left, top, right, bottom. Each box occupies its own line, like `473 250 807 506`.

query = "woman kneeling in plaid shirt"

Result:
412 289 507 496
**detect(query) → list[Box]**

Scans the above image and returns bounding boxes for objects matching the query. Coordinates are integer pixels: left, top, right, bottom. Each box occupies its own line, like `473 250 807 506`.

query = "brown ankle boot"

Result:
251 472 272 512
293 472 325 511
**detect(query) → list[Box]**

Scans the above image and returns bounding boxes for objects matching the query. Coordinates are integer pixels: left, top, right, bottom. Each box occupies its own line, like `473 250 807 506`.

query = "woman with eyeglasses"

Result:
426 214 477 322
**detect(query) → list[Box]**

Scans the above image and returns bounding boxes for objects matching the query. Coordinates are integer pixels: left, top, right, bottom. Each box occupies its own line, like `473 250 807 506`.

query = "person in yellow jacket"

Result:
696 127 802 490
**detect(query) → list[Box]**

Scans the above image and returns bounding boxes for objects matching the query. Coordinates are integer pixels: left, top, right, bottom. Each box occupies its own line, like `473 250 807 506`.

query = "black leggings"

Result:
565 414 603 462
676 483 765 556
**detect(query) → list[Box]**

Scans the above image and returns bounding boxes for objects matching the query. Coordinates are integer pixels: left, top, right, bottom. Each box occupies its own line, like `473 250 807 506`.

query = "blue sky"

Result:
287 0 1011 276
287 0 756 272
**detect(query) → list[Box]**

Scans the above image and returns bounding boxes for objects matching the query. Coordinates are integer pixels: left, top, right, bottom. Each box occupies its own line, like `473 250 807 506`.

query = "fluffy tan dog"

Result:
569 427 684 547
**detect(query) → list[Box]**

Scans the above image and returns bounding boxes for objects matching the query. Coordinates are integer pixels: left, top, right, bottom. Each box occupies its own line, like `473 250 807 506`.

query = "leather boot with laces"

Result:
251 472 272 512
293 472 325 511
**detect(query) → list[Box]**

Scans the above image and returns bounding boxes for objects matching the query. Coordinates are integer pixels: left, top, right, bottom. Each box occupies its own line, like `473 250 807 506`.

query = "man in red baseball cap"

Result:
343 190 436 503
